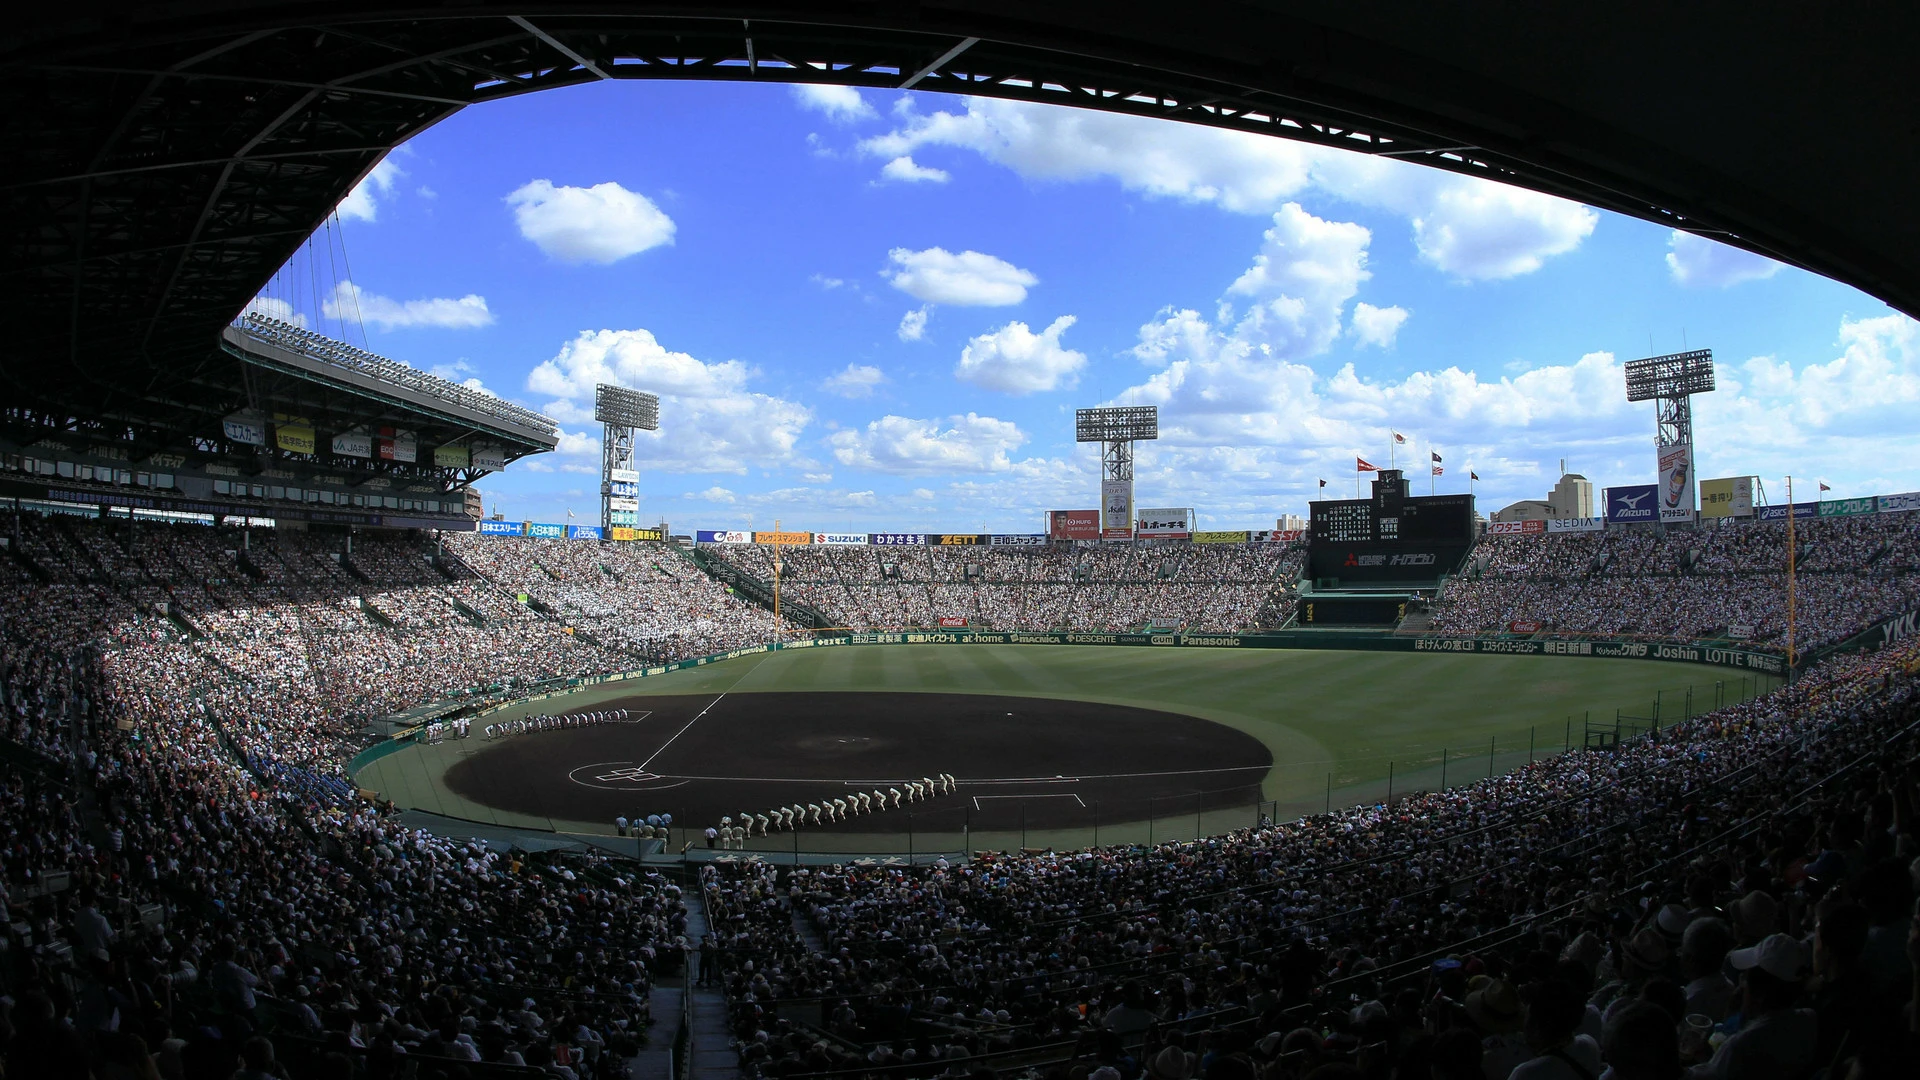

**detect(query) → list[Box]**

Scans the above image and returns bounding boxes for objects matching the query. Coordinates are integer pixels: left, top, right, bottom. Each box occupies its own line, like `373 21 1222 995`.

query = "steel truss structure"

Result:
2 3 1915 457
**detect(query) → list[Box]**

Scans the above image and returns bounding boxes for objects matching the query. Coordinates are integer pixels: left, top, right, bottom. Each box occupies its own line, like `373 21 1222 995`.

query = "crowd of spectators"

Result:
702 638 1920 1080
701 542 1306 633
1433 512 1920 650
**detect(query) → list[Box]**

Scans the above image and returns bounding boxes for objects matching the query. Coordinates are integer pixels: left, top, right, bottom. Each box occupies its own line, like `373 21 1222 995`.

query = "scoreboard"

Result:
1309 470 1474 585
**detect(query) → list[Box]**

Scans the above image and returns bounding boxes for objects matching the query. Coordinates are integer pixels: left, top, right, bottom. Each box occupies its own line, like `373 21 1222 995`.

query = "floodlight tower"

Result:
1623 349 1715 522
1075 406 1159 539
594 383 660 534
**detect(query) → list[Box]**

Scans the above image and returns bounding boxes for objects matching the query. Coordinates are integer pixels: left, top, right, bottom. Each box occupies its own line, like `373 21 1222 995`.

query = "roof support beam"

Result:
508 16 611 80
900 37 979 89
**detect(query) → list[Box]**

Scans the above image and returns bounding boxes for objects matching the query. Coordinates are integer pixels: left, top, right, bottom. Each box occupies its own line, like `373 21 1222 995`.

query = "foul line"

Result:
638 692 729 770
648 764 1268 784
973 793 1086 809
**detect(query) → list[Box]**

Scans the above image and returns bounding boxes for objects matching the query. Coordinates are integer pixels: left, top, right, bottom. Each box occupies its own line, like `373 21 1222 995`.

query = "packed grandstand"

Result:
2 499 1918 1078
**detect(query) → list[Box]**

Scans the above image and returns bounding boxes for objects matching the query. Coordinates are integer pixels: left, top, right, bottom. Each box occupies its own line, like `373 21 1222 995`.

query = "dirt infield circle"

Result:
442 691 1272 832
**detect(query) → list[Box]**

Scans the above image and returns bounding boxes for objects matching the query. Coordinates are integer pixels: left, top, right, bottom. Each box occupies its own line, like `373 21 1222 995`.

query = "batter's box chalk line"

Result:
972 793 1087 809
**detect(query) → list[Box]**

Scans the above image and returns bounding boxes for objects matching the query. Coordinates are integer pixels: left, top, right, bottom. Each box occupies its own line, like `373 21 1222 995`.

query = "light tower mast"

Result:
594 383 659 535
1074 406 1159 540
1623 349 1715 523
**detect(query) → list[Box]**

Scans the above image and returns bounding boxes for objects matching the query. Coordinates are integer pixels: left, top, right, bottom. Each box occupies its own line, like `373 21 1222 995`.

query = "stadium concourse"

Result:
0 508 1917 1078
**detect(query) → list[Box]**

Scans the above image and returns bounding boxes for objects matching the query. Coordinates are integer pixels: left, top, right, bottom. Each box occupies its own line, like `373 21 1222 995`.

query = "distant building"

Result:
1546 473 1594 519
463 488 483 519
1276 513 1307 531
1493 500 1553 524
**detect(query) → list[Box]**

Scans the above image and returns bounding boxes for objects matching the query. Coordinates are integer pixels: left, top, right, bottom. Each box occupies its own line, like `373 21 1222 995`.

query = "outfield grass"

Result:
429 643 1777 823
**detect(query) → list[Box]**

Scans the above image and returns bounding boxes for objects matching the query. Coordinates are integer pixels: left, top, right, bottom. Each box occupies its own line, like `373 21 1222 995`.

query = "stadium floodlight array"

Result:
236 313 558 438
593 383 660 430
1624 349 1716 401
1074 406 1159 443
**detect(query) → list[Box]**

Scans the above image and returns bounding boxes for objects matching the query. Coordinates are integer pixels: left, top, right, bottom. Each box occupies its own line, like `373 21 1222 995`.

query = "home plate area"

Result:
442 690 1272 832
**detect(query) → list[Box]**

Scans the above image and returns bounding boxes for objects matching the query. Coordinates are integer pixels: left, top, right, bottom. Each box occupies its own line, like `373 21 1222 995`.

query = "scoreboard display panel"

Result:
1297 596 1408 626
1308 471 1475 585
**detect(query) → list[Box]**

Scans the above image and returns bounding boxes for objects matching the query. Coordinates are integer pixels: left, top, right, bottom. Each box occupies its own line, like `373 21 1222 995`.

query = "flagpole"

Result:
1785 477 1797 673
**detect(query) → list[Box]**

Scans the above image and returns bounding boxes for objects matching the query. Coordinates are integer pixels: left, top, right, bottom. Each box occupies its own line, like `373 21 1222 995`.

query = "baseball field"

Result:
354 642 1777 852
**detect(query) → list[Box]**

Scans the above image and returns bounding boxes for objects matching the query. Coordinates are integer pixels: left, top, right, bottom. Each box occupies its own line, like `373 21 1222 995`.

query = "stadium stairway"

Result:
678 881 739 1080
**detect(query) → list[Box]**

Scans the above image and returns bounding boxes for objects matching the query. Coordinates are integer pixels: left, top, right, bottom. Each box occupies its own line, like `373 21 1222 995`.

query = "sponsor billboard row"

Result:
1192 530 1250 544
1818 497 1876 517
1756 502 1818 522
1048 509 1100 540
812 532 866 545
1606 484 1660 523
1135 507 1193 539
1547 517 1605 533
1487 520 1547 535
1657 442 1695 522
1699 476 1755 519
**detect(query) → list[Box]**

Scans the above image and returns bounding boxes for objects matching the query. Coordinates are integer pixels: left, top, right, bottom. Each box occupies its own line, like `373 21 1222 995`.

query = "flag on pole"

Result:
1819 482 1831 492
1470 471 1480 481
1431 451 1442 463
1392 432 1407 444
1318 479 1327 489
1432 466 1444 476
1356 457 1379 472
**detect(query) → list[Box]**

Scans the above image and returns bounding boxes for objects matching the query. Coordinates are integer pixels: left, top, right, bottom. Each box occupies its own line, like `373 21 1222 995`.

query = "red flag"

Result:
1431 451 1442 463
1317 479 1327 489
1392 432 1407 444
1819 482 1831 492
1470 470 1480 481
1356 457 1378 472
1432 466 1444 476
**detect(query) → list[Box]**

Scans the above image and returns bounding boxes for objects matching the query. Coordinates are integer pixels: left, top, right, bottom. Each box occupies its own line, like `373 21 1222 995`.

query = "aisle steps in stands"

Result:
679 878 738 1080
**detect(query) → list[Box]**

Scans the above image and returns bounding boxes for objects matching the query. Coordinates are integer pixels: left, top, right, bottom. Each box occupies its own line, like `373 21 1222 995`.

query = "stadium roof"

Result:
3 2 1916 438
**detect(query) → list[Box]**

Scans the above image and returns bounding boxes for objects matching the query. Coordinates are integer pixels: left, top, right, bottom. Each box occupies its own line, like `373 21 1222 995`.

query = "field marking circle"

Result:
567 761 693 791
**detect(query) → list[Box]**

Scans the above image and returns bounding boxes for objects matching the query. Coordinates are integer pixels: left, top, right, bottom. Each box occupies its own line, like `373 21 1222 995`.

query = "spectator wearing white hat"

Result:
1686 933 1815 1080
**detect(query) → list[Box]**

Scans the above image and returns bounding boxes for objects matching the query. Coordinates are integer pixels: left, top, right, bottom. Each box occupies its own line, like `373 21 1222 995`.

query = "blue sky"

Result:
250 80 1918 531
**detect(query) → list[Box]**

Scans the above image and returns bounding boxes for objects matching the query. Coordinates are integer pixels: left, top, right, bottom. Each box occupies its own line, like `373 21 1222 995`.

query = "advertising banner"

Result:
527 522 566 539
1658 442 1695 522
1487 520 1548 535
1756 502 1818 521
1048 509 1100 540
377 427 417 464
1605 484 1660 523
1699 476 1754 519
753 531 811 545
608 468 639 483
222 410 267 446
928 533 986 546
989 534 1048 547
433 444 470 469
1547 517 1605 533
812 532 867 545
609 526 664 541
608 497 639 512
332 429 373 459
1508 620 1544 634
566 524 603 540
868 533 925 546
1818 497 1876 517
477 520 523 536
471 444 506 472
1136 507 1192 539
696 530 753 543
937 616 968 628
1192 530 1250 544
1101 478 1133 539
1881 492 1920 514
273 417 315 454
1249 530 1304 542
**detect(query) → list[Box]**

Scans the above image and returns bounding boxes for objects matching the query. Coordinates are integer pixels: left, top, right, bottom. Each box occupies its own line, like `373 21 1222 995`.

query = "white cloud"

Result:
1350 302 1410 349
526 328 809 473
861 96 1597 279
792 84 876 123
687 486 737 503
427 359 498 396
242 296 306 328
897 307 929 341
323 281 493 330
884 247 1037 306
1410 183 1596 279
955 315 1088 395
506 179 675 264
829 413 1028 475
1226 203 1372 358
1665 231 1783 288
879 156 950 183
810 274 846 290
823 363 887 399
337 158 403 222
